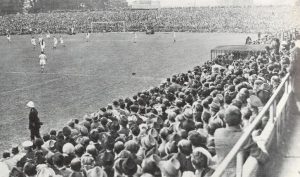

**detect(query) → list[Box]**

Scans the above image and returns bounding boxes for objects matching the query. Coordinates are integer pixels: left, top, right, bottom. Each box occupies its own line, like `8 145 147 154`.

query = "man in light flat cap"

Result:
26 101 43 141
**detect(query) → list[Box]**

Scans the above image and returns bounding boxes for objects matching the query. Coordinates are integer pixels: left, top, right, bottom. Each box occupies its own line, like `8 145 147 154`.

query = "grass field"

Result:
0 32 255 152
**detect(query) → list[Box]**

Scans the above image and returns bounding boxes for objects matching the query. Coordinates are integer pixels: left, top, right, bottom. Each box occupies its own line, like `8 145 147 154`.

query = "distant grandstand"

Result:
216 0 254 6
128 0 160 9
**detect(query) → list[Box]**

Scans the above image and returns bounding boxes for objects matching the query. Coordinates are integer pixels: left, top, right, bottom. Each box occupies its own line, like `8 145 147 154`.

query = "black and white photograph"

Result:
0 0 299 176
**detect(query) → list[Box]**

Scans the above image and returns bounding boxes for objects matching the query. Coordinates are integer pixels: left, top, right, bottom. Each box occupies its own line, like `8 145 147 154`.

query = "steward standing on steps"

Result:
26 101 43 141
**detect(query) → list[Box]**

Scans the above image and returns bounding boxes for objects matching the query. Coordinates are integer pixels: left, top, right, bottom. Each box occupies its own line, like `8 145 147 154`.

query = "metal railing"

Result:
211 71 293 177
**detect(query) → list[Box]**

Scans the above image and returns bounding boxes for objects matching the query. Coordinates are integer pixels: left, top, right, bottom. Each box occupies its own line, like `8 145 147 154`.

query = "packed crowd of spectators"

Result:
0 30 296 177
0 6 299 35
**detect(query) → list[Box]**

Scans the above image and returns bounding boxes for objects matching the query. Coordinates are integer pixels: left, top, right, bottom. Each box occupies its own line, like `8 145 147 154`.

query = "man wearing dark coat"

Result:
26 101 42 140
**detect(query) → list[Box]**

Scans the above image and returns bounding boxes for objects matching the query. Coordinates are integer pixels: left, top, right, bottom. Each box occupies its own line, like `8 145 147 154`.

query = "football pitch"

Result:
0 32 254 152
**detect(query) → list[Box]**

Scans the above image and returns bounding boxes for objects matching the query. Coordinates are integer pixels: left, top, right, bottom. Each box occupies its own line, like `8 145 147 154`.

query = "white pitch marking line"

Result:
0 77 62 95
0 71 165 81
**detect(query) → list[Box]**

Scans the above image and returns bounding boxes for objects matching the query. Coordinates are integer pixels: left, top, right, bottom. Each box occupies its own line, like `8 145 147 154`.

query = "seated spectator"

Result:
69 158 87 177
158 157 181 177
52 152 72 177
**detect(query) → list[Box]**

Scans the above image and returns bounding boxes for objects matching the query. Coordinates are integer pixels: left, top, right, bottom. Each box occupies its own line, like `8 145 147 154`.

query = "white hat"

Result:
26 101 35 108
62 143 75 155
0 162 10 177
22 141 33 148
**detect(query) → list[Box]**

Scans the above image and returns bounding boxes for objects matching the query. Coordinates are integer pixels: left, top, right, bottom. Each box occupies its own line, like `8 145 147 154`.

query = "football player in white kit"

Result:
46 31 51 39
38 35 43 44
60 36 65 47
173 31 176 43
53 36 58 49
31 36 36 50
71 26 75 34
39 51 47 73
40 39 46 52
7 34 11 43
86 31 90 42
133 32 137 43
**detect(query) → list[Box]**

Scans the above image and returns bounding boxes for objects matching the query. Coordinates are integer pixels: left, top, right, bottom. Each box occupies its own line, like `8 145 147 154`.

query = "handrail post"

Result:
269 103 274 123
273 100 277 120
236 151 244 177
285 79 288 94
276 107 284 148
289 75 293 93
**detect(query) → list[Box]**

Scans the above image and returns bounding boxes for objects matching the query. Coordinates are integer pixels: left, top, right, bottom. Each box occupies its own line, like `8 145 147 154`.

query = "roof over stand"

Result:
210 44 270 59
211 44 269 53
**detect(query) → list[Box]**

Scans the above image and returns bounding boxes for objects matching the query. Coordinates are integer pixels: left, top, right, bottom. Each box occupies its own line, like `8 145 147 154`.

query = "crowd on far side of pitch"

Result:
0 30 297 177
0 6 299 35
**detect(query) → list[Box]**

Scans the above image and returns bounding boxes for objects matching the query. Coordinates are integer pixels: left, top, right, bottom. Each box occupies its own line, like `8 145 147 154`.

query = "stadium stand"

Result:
0 27 297 177
0 6 299 35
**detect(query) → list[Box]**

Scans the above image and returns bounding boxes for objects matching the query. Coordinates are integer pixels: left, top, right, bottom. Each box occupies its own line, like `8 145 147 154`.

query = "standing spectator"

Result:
27 101 43 141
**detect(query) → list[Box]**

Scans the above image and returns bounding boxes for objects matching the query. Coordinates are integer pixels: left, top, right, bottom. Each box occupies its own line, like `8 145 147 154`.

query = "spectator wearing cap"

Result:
118 115 130 137
191 147 214 177
270 75 280 91
129 124 141 144
122 156 141 177
141 154 161 177
52 152 72 177
106 121 120 148
188 130 208 150
22 141 35 161
100 117 109 132
26 101 43 141
35 153 56 177
241 107 252 128
87 166 107 177
49 129 57 141
101 151 115 177
34 138 49 156
55 132 66 153
11 144 19 156
214 106 252 177
74 144 85 160
67 121 80 139
90 115 100 130
247 95 263 123
208 102 224 128
173 139 195 173
158 157 181 177
23 162 37 177
81 151 95 171
62 143 76 166
42 133 51 143
158 127 169 157
159 104 168 122
164 111 176 128
138 134 158 160
256 83 271 105
111 100 121 118
75 126 89 145
201 110 211 130
192 101 203 123
73 119 81 132
1 151 10 162
139 124 148 138
69 158 87 177
63 126 76 146
89 129 102 152
114 141 125 159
